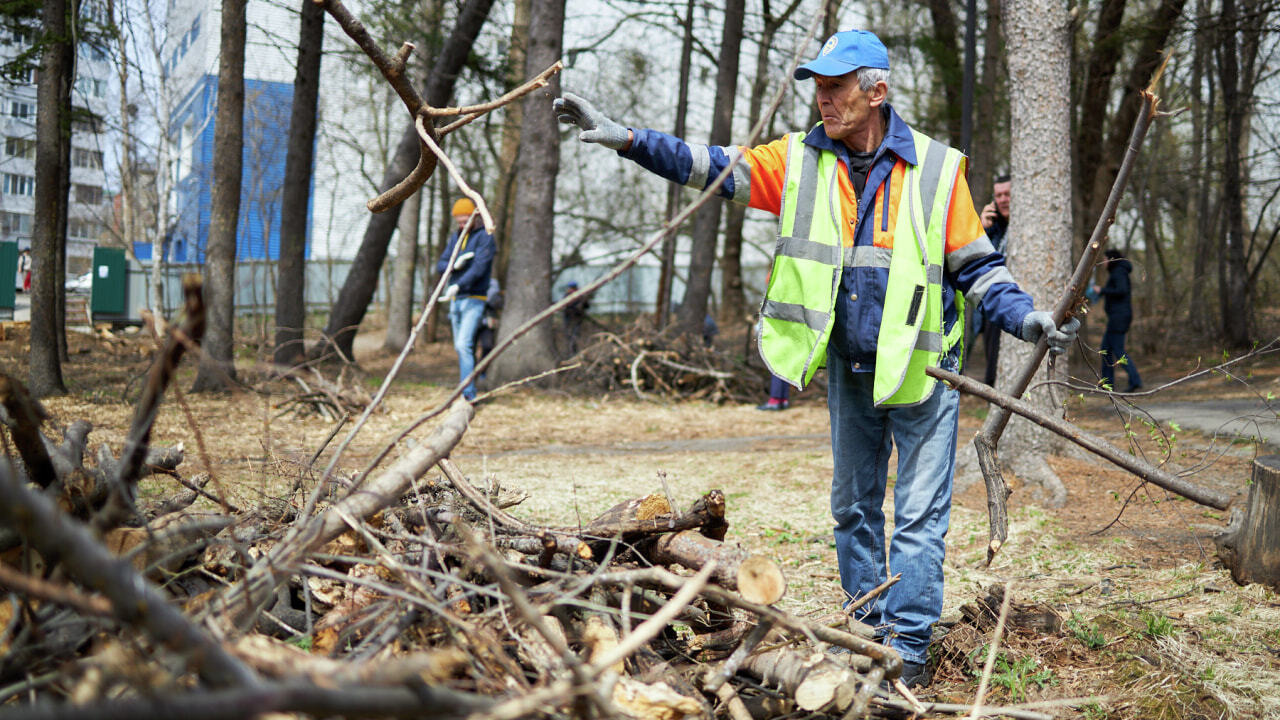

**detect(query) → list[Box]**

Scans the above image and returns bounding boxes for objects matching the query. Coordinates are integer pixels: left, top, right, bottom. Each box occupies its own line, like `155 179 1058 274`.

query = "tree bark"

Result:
29 0 78 397
1216 0 1255 348
312 0 495 362
382 189 421 352
719 0 799 329
967 0 1005 198
491 0 530 288
921 0 964 144
274 0 325 366
488 0 565 385
1073 0 1128 237
192 0 247 392
996 0 1074 506
1216 456 1280 592
675 0 745 336
654 0 696 329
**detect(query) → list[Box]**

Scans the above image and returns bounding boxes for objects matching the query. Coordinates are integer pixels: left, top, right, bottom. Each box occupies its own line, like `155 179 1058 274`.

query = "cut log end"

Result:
737 555 786 605
1215 455 1280 592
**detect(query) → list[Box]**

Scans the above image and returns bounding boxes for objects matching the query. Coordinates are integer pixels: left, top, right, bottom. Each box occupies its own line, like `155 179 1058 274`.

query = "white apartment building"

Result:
0 3 113 273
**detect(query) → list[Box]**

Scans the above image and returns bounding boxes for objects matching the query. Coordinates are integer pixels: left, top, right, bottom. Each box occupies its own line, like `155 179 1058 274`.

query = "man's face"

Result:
993 181 1011 218
813 72 886 146
454 213 471 232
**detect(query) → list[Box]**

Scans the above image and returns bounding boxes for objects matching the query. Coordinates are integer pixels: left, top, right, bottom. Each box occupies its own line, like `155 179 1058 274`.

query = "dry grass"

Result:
8 322 1280 719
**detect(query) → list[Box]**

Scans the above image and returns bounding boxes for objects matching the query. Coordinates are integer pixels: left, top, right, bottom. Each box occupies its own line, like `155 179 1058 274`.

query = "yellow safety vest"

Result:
757 129 965 406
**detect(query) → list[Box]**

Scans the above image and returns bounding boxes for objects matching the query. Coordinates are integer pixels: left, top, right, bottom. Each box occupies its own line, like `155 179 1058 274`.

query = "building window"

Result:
74 184 103 205
0 211 31 236
6 66 36 84
3 173 34 196
72 114 103 134
72 147 103 169
75 77 106 98
5 136 35 159
68 218 103 239
10 100 33 119
6 28 33 46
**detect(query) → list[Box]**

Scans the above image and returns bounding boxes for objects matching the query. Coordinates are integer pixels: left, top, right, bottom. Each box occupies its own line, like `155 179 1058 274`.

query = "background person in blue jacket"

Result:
1092 249 1142 392
436 198 496 401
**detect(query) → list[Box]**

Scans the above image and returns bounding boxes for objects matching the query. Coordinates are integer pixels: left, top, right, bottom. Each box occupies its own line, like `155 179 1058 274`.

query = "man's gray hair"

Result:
857 67 890 92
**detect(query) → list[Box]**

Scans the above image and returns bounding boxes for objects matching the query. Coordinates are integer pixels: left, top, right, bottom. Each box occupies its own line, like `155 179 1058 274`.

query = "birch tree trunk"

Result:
995 0 1074 505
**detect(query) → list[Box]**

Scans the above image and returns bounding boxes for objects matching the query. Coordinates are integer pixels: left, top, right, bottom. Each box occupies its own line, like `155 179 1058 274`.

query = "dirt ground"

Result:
7 315 1280 719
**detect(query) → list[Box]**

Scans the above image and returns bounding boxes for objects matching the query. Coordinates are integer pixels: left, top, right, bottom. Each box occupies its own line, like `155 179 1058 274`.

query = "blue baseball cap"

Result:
794 30 889 80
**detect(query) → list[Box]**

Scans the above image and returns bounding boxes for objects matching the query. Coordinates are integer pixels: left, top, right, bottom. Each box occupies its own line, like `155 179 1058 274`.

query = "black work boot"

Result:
899 661 933 689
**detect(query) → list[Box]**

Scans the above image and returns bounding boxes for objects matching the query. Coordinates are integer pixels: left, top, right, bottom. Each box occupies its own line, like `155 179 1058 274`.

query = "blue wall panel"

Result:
171 75 313 264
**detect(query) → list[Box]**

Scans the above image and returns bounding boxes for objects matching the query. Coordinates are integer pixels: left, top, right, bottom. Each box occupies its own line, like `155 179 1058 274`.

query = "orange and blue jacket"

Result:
620 103 1033 372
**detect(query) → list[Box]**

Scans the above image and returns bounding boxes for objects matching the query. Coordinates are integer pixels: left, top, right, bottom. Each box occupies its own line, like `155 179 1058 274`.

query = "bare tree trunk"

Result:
1217 0 1250 347
488 0 565 385
312 0 495 362
921 0 963 144
676 0 745 336
654 0 696 329
1072 0 1128 244
192 0 247 392
967 0 1004 199
807 0 844 130
29 0 78 397
996 0 1074 506
491 0 530 288
720 0 799 330
274 0 325 366
383 188 421 352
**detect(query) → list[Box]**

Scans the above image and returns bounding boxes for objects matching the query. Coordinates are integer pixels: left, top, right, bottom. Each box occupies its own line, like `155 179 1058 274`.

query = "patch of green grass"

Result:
1067 612 1108 649
762 522 805 545
968 647 1055 702
287 635 312 651
1140 609 1177 638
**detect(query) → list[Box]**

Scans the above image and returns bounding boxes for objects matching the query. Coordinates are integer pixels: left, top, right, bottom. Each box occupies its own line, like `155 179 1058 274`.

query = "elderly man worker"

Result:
555 29 1077 688
436 197 495 402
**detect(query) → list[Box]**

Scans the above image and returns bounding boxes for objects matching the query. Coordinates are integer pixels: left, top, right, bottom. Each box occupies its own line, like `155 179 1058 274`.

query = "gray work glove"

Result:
1020 311 1080 355
553 92 630 150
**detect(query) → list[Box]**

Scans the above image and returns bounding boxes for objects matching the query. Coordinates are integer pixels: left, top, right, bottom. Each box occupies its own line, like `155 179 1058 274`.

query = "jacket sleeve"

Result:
451 231 496 293
942 170 1035 337
436 233 456 276
620 130 790 215
1099 267 1128 298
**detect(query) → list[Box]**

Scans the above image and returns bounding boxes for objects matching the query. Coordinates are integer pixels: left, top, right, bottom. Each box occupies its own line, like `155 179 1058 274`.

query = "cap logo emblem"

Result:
821 36 838 56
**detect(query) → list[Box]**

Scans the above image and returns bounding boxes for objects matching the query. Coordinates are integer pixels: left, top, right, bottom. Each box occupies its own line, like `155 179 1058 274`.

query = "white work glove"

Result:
441 284 459 301
1019 311 1080 355
452 251 474 270
553 92 630 150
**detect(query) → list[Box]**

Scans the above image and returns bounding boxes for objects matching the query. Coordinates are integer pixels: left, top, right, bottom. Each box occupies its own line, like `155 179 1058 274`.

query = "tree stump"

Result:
1215 455 1280 591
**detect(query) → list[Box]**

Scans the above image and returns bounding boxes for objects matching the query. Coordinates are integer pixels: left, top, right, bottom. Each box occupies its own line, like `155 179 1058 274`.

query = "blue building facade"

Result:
167 74 312 264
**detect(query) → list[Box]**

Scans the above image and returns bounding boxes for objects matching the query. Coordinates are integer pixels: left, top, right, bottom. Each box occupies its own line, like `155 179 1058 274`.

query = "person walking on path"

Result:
1091 249 1142 392
436 198 495 401
975 175 1011 386
554 28 1078 688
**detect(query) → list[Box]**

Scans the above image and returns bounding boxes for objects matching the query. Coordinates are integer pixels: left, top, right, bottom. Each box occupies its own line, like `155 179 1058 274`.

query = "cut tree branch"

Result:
972 78 1165 566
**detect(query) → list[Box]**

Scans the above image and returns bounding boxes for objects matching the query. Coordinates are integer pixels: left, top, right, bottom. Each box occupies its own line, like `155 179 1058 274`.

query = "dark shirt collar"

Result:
801 103 917 166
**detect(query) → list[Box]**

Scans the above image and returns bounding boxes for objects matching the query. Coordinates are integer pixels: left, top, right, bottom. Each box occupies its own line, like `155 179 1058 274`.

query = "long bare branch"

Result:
973 81 1164 565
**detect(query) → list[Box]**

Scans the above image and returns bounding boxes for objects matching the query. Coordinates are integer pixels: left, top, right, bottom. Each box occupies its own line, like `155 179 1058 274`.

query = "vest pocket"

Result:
906 284 925 326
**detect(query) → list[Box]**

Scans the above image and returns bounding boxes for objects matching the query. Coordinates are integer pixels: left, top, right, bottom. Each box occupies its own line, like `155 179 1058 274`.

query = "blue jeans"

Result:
448 297 485 400
1100 327 1140 390
828 351 959 665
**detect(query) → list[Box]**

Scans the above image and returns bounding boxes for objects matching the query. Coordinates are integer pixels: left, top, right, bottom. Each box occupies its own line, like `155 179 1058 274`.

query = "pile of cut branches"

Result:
564 319 767 404
0 281 1052 720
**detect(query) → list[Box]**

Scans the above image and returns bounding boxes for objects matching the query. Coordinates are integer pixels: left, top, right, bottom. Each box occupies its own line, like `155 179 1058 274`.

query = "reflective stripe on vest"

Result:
872 132 965 406
757 129 966 405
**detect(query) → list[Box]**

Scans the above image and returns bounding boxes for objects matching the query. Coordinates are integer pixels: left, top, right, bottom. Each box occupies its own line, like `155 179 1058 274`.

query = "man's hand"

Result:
453 251 474 270
442 284 459 301
1020 311 1080 355
980 202 998 230
553 92 630 150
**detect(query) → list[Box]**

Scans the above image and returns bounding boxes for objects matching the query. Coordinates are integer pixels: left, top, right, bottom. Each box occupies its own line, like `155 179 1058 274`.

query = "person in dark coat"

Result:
562 281 590 355
1092 249 1142 392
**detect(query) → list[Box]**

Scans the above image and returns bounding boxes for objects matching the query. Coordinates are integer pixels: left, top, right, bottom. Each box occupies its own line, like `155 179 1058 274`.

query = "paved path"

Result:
1139 398 1280 451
